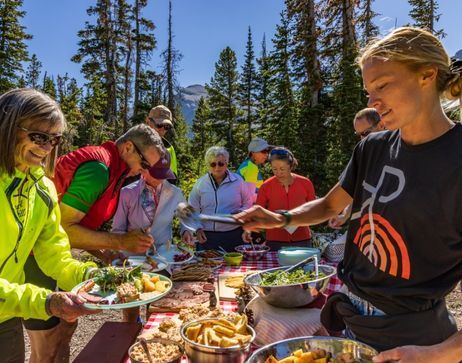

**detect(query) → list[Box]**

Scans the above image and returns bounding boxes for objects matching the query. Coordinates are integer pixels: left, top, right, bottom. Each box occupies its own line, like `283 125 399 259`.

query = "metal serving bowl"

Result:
128 337 184 363
244 264 336 308
245 336 378 363
235 245 270 261
180 318 256 363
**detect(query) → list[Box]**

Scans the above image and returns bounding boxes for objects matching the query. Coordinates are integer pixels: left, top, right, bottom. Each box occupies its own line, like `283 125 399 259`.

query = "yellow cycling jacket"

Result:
0 167 96 323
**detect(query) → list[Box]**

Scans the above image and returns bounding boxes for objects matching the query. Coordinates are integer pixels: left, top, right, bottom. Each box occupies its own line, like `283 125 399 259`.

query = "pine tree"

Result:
408 0 445 38
0 0 32 92
321 0 365 186
57 75 83 153
191 97 215 174
205 47 240 166
41 72 57 99
132 0 156 123
255 34 272 138
238 26 258 144
266 11 299 153
25 54 42 89
286 0 326 187
356 0 379 47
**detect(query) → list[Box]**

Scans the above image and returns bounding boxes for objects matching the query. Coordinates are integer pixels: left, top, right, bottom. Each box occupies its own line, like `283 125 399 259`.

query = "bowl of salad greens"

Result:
244 264 336 308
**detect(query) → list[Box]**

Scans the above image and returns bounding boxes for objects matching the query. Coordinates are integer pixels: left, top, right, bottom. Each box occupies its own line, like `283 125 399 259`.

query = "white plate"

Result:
111 256 168 272
155 244 194 265
71 272 172 310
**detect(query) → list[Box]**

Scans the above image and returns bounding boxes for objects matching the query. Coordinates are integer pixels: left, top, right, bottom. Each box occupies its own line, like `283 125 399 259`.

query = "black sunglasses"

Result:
210 161 226 168
355 125 376 138
132 142 151 170
17 126 63 147
148 118 172 131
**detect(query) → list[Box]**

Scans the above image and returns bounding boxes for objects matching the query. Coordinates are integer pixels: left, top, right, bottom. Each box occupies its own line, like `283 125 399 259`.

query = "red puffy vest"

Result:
53 141 128 230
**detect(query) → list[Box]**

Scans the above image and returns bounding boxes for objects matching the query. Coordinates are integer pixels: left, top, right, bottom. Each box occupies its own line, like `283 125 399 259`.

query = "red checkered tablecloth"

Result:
143 251 342 331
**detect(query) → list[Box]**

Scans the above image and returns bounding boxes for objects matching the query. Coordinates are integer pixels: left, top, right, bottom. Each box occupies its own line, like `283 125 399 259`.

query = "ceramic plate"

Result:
71 272 172 310
111 256 167 272
155 244 194 265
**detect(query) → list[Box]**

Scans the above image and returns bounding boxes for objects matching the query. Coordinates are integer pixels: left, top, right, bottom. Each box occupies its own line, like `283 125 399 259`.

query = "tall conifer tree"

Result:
408 0 444 38
25 54 42 89
0 0 31 92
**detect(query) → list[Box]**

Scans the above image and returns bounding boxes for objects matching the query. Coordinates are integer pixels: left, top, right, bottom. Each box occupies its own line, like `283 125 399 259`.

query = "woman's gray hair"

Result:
116 123 165 156
0 88 66 177
205 146 229 164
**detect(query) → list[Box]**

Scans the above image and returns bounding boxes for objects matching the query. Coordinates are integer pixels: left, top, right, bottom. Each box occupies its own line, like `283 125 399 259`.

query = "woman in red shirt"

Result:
251 147 316 251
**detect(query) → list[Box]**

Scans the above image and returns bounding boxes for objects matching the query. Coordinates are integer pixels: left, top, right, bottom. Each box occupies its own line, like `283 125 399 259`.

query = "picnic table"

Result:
128 251 343 362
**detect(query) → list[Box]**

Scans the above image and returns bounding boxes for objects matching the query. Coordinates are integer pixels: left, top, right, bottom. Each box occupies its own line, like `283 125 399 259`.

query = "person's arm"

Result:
235 183 352 231
328 203 353 229
373 330 462 363
60 203 152 253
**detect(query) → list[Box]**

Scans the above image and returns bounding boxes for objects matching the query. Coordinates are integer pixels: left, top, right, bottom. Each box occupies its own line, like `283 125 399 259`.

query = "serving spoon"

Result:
176 202 243 232
285 254 319 277
138 337 154 363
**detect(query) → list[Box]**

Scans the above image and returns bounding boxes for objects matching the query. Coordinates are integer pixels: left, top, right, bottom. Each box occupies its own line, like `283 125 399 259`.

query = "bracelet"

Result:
45 294 53 316
278 211 292 227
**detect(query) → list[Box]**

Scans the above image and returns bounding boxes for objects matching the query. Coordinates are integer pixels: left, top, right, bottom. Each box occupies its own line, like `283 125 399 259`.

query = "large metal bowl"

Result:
180 318 256 363
244 264 336 308
245 336 377 363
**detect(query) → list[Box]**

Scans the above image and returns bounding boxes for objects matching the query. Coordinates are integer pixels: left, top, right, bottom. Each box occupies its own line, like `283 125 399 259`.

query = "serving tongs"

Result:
176 202 243 232
285 254 319 278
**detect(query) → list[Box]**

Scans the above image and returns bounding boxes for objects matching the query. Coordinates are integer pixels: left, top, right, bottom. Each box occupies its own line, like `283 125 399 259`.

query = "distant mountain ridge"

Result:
175 84 207 127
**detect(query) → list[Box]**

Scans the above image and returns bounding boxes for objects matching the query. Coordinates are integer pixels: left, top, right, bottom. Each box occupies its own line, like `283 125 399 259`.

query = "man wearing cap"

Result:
237 137 271 199
112 151 192 254
146 105 178 183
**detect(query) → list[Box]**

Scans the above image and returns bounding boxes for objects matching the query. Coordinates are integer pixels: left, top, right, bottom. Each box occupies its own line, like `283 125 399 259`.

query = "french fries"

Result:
184 315 252 348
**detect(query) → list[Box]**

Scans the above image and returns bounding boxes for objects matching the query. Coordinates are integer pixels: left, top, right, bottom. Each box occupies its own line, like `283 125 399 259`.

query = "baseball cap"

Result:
248 137 271 153
148 151 176 180
148 105 173 127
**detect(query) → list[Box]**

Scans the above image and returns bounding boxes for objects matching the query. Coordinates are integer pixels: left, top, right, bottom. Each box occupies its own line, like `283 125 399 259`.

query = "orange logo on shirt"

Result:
353 213 410 279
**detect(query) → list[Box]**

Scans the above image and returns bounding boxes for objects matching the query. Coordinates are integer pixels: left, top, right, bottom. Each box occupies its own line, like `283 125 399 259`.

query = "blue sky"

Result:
22 0 461 88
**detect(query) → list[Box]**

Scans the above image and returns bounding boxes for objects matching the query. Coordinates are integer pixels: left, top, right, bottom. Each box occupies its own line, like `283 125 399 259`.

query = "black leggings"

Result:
0 318 24 363
22 255 60 330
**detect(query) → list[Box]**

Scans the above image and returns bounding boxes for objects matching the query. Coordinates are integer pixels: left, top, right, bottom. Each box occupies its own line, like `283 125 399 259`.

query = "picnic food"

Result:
260 268 326 286
114 255 159 271
196 250 223 259
129 339 182 363
264 348 360 363
140 318 183 344
171 263 213 281
178 304 239 323
184 315 252 348
173 251 191 262
77 266 171 305
149 281 212 311
224 275 246 289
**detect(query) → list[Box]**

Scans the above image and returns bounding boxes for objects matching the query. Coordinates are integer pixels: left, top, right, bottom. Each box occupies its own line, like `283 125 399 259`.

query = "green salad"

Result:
260 268 325 286
93 264 142 292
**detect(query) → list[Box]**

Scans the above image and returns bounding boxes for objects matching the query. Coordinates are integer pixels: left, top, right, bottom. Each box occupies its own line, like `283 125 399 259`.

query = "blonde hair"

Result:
358 27 462 101
0 88 66 177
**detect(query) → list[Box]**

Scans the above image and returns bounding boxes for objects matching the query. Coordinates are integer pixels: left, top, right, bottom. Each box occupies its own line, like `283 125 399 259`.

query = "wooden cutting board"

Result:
218 271 260 301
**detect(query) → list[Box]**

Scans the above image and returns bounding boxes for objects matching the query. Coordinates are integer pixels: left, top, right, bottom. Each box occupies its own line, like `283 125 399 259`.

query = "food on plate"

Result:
115 255 160 272
129 339 182 363
77 266 171 305
117 283 140 303
195 250 223 259
260 268 326 286
171 263 213 281
184 315 252 348
148 281 212 311
173 252 191 262
140 318 183 344
178 305 238 323
224 275 246 289
264 348 361 363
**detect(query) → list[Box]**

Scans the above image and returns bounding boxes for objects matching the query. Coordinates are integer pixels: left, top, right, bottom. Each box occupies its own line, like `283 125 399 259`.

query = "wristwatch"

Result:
277 210 292 227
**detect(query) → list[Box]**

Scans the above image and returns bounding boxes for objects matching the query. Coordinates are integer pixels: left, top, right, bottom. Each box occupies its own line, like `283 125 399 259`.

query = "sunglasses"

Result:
17 126 63 147
132 142 151 170
270 148 289 157
148 118 172 131
355 125 377 138
210 161 226 168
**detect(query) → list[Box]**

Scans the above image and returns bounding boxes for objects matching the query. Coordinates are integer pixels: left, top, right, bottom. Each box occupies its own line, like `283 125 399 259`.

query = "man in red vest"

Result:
24 124 164 362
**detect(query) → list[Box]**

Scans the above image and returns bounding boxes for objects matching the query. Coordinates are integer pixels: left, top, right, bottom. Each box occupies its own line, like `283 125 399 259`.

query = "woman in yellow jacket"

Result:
0 89 99 363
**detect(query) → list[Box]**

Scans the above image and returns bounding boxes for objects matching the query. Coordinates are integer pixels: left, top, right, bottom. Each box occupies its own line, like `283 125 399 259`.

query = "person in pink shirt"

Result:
244 147 316 251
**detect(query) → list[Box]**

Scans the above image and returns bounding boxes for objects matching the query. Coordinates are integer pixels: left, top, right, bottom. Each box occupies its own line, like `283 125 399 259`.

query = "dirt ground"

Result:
23 285 462 362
